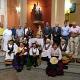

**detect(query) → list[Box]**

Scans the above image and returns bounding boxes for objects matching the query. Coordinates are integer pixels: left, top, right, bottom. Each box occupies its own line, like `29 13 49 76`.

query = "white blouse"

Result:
29 47 39 56
51 47 62 60
41 44 52 59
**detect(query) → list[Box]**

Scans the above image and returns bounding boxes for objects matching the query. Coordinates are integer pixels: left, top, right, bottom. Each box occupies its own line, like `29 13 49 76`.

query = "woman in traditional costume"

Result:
41 39 52 62
46 43 64 77
13 42 28 72
60 38 71 69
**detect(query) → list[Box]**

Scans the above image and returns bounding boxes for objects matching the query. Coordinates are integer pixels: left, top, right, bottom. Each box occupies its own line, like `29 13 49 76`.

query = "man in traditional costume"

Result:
29 43 39 67
5 40 18 65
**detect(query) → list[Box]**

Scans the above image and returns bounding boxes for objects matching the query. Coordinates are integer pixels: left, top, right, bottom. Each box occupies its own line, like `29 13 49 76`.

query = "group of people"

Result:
0 20 80 77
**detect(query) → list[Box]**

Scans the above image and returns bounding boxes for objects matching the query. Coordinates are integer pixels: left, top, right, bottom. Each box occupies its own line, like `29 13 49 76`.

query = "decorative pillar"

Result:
0 0 7 28
18 0 27 26
51 0 65 27
51 0 56 26
4 0 7 28
56 0 65 26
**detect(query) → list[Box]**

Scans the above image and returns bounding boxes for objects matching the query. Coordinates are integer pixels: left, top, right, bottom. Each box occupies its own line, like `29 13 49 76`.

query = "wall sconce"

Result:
16 5 21 13
16 4 21 25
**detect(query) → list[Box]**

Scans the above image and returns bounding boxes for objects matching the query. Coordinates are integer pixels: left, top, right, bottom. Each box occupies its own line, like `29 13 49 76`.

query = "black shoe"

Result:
26 67 31 70
33 65 37 67
16 69 22 72
64 65 68 69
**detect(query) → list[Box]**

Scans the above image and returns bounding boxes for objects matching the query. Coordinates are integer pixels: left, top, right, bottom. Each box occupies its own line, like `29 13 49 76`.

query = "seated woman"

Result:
60 38 71 68
5 40 18 65
41 39 52 62
46 43 64 77
13 42 28 72
28 42 39 68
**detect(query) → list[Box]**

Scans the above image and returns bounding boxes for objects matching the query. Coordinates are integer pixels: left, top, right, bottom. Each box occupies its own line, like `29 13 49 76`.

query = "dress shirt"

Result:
16 28 24 37
70 26 79 33
61 26 70 36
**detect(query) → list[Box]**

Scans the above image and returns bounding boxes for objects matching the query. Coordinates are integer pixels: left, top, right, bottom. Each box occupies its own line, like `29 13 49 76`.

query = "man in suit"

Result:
52 24 61 45
43 22 52 42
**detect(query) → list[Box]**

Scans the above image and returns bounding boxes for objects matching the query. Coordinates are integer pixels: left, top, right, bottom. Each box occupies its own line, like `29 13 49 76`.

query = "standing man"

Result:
24 23 29 37
69 22 79 59
16 25 24 41
3 27 12 51
43 22 52 42
11 26 16 39
61 21 70 44
52 24 61 45
0 23 4 50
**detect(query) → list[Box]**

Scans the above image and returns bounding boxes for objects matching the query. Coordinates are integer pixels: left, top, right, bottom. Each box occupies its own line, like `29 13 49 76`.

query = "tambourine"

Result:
50 57 58 64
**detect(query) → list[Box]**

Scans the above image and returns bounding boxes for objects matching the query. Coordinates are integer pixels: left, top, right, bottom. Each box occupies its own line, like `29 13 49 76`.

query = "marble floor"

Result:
0 50 80 80
0 68 80 80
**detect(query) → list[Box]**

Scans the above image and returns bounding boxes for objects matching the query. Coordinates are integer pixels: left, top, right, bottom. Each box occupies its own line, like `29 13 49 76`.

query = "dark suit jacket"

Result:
52 27 61 38
43 26 52 38
52 27 61 45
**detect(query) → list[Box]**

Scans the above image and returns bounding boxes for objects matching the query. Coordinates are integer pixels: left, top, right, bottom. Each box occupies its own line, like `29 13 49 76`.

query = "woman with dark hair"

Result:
13 42 28 72
46 43 64 77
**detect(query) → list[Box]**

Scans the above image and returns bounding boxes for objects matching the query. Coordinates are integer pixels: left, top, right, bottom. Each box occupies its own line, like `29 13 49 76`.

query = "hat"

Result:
50 57 58 64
